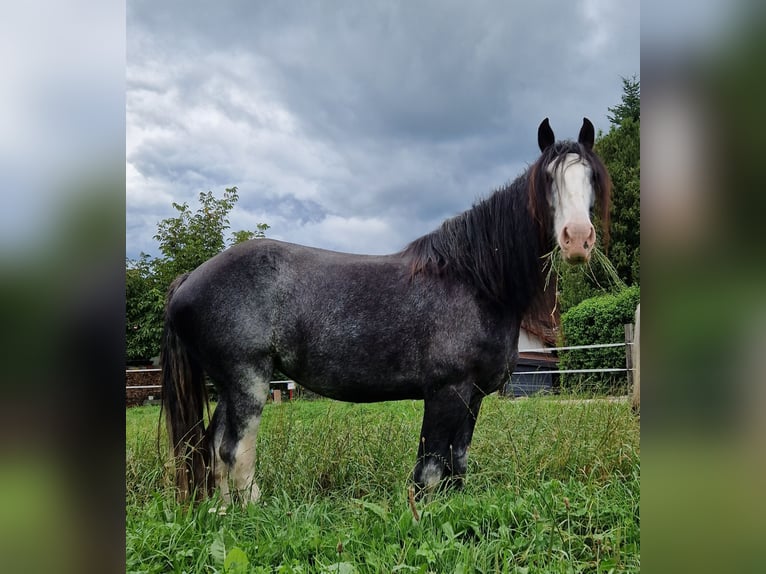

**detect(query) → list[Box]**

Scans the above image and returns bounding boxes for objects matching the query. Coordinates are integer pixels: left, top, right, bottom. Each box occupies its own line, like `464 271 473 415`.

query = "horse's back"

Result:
168 239 409 353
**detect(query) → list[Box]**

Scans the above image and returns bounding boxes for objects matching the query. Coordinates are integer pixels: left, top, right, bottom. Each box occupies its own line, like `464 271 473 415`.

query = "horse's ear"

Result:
538 118 555 152
578 117 595 150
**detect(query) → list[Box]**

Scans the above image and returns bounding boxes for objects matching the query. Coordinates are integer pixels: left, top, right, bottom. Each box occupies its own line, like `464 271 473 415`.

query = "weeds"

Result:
127 396 639 572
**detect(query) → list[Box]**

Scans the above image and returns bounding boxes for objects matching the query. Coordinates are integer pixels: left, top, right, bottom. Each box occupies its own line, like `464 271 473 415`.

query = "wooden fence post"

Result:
631 304 640 414
625 322 635 390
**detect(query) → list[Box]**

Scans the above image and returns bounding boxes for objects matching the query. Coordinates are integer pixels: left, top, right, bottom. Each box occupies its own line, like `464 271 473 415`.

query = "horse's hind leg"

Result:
209 363 271 504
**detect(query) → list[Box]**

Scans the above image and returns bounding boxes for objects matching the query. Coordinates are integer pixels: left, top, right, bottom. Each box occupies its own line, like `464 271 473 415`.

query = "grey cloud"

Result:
130 1 636 136
127 0 639 259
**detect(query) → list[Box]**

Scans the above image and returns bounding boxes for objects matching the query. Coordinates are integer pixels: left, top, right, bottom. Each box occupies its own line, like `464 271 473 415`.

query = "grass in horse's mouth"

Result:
589 246 626 290
541 244 626 316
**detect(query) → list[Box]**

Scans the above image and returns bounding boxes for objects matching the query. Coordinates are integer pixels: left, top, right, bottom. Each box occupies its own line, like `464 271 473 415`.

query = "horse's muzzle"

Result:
559 222 595 264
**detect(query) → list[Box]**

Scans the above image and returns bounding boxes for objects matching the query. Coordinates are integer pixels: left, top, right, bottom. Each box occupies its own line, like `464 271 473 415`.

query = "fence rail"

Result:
514 367 631 376
519 341 631 353
126 339 636 389
514 329 635 380
125 380 294 390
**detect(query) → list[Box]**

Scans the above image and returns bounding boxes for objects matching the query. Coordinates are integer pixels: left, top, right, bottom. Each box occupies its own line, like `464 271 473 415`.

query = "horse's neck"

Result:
460 184 547 308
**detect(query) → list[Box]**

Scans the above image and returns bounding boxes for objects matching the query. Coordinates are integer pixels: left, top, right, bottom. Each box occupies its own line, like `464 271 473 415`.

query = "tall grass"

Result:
127 395 639 573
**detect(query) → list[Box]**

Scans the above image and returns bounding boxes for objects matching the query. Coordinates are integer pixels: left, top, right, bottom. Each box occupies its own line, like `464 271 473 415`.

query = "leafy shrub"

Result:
559 286 640 394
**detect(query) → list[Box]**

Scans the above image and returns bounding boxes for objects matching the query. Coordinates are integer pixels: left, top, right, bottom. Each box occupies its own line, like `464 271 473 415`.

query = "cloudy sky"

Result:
127 0 639 259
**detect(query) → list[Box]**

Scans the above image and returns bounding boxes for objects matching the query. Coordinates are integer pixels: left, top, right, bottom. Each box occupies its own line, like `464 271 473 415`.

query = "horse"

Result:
161 117 612 502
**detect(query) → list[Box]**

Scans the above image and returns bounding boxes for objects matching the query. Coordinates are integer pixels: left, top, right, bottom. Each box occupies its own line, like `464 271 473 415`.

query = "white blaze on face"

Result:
547 153 597 263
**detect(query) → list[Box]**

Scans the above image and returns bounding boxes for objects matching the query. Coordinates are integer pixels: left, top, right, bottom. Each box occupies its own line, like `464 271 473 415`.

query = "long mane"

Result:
400 140 611 313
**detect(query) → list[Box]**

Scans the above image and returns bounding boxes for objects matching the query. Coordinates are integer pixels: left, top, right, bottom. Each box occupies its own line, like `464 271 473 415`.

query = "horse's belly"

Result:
287 373 424 403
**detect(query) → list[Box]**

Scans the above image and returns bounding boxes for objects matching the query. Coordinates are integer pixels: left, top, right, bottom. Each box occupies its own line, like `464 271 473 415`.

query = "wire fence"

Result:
515 341 634 375
126 340 636 390
125 380 295 390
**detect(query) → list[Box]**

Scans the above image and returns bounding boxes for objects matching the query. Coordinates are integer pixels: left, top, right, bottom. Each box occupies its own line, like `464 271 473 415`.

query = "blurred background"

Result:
643 1 766 571
0 1 125 572
1 0 765 571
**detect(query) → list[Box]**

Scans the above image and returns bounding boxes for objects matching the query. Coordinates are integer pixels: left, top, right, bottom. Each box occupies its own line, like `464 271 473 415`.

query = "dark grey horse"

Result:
161 118 611 502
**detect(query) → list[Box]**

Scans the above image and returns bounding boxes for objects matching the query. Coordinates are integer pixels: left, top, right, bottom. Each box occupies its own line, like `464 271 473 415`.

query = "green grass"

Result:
126 396 639 573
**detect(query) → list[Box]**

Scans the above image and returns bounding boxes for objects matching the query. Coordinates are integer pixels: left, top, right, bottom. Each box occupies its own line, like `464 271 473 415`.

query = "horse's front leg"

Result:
414 387 483 494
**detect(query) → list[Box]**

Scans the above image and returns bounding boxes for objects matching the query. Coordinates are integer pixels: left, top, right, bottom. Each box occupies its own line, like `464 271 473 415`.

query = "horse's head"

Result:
531 117 611 264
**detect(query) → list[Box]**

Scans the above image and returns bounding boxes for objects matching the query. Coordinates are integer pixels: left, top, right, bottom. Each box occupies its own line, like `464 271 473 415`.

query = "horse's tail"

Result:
161 273 212 501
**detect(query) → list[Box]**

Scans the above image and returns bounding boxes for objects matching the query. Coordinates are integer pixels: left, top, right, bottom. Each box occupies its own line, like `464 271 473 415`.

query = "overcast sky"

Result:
127 0 639 259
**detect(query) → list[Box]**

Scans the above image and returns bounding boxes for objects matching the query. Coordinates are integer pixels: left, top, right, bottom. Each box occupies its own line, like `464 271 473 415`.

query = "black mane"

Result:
400 140 611 312
400 173 546 313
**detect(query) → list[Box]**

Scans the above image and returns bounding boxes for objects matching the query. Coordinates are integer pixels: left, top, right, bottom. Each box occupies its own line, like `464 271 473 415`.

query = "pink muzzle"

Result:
559 222 596 263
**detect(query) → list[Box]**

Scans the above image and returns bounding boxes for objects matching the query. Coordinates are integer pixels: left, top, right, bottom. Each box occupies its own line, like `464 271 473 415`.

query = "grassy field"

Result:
126 396 640 573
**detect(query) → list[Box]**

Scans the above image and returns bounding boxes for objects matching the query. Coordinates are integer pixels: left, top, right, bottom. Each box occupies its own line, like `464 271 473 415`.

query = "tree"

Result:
153 187 239 285
231 223 270 245
126 254 165 361
126 187 268 360
595 116 640 286
607 75 640 125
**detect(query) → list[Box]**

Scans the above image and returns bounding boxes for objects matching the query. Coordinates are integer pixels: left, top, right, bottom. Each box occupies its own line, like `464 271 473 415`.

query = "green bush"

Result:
559 286 640 394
